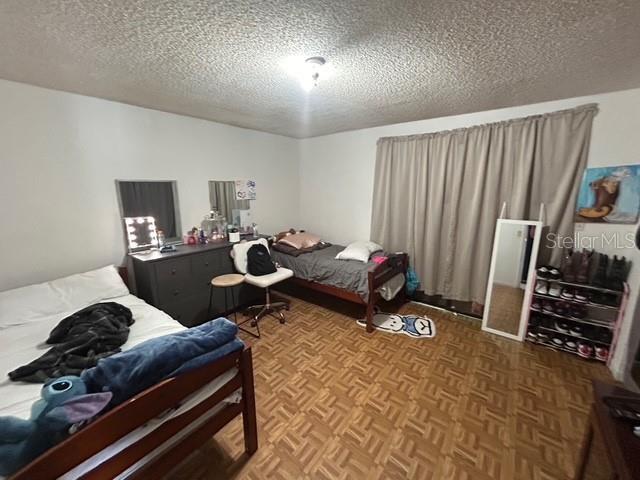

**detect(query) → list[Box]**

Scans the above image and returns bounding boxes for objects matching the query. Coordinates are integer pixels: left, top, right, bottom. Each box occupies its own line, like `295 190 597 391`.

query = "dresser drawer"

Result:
155 258 192 299
191 249 229 291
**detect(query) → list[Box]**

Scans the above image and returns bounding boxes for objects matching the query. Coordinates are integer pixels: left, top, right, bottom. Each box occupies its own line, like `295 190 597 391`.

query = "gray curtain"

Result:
208 181 249 222
371 104 598 304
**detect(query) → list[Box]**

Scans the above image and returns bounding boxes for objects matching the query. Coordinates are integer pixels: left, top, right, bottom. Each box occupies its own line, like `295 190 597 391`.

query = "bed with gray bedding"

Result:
271 244 381 300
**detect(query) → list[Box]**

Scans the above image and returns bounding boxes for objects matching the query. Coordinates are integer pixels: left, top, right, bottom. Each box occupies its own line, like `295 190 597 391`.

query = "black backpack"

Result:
247 244 277 276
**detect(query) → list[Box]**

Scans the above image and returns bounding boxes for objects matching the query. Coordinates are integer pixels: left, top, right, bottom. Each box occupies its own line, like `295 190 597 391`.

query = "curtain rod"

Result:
377 103 599 144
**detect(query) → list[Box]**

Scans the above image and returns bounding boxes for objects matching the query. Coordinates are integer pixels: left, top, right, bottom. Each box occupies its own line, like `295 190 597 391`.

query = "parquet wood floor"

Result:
165 293 611 480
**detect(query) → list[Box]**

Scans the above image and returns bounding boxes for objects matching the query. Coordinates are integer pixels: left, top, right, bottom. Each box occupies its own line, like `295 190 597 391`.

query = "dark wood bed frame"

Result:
286 253 409 333
11 346 257 479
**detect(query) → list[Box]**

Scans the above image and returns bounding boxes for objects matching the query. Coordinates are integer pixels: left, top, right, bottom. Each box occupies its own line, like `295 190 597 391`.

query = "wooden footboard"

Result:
11 347 257 480
286 253 409 333
365 253 409 333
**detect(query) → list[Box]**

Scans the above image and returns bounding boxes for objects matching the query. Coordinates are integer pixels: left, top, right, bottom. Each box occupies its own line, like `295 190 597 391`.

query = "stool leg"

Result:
224 287 229 318
231 285 238 324
207 284 213 318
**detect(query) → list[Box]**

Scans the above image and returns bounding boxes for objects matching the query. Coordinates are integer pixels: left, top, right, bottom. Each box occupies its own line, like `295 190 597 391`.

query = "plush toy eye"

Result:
51 380 72 392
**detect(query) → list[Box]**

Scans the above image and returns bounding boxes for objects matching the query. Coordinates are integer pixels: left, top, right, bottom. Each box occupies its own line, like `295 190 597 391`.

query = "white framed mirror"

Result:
482 219 543 341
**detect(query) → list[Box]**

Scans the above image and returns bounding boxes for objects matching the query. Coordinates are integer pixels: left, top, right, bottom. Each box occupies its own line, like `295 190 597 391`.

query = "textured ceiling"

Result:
1 0 639 138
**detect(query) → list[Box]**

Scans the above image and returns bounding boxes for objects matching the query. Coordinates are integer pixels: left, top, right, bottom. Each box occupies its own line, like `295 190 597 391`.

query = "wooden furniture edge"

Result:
574 379 640 480
117 265 129 289
11 346 256 480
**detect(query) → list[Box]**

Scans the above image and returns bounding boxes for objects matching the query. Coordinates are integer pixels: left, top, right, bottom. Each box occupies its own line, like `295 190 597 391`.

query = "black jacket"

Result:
9 302 134 383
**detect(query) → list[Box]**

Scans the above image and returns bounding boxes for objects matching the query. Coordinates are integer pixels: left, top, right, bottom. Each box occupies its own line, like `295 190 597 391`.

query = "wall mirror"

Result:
208 180 251 229
482 219 543 341
116 180 181 243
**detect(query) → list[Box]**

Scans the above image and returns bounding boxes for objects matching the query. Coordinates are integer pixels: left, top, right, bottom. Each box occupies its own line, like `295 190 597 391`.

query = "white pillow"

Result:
0 282 68 329
49 265 129 312
335 241 383 263
0 265 129 329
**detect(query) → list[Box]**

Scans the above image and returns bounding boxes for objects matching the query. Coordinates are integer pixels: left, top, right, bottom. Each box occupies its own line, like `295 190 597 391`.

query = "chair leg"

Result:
238 286 290 333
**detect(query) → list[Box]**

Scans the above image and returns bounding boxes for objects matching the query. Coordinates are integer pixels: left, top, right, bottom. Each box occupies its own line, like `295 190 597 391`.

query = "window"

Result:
116 180 181 241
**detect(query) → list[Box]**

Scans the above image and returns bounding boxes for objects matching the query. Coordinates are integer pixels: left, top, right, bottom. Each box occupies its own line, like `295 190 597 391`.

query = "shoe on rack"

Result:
595 346 609 362
595 329 613 344
569 305 587 319
555 321 569 334
576 249 594 284
537 332 550 343
592 254 609 288
527 330 538 342
561 288 575 300
537 266 550 279
552 337 564 347
589 291 602 304
601 293 621 307
531 298 542 311
562 249 577 283
548 267 562 280
609 255 629 291
574 290 588 302
569 325 583 337
554 302 569 317
542 301 554 313
535 280 549 295
578 342 594 359
548 283 562 297
565 340 577 351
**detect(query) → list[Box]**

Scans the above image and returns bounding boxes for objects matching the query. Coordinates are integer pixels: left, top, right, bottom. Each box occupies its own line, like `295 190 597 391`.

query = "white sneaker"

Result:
535 280 548 295
548 284 562 297
574 291 588 302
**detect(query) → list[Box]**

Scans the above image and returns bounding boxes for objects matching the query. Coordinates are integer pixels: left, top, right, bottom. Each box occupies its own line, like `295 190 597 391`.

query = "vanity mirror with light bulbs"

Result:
482 219 543 340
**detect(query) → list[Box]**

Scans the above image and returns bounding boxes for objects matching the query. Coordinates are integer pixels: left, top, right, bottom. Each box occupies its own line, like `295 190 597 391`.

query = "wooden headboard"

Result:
117 266 129 289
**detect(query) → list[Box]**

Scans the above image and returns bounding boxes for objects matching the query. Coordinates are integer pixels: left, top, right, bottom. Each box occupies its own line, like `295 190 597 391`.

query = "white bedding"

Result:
0 293 185 419
0 265 242 478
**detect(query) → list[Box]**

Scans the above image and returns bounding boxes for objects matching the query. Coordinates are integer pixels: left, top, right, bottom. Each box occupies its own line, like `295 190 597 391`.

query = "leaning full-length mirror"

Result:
482 219 543 340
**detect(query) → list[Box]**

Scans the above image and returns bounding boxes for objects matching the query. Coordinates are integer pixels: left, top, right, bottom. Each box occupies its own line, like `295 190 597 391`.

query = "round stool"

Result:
208 274 244 323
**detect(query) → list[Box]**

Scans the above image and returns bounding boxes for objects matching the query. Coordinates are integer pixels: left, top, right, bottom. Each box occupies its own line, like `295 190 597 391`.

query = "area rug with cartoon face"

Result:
357 313 436 338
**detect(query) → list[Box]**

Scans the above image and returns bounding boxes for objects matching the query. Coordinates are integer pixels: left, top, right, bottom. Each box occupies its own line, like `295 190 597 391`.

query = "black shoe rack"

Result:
525 272 629 363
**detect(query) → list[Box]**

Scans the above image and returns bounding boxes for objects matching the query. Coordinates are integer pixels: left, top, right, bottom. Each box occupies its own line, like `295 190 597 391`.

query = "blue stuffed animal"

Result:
0 376 112 477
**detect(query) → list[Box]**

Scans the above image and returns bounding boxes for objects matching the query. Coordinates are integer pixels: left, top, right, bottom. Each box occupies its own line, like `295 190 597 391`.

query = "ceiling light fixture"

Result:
301 56 326 91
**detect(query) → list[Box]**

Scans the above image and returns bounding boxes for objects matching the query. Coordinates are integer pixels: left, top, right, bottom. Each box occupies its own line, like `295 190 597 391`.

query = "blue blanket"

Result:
81 318 244 406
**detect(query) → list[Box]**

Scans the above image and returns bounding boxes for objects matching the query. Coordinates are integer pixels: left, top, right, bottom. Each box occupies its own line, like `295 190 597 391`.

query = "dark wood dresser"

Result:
130 240 263 327
575 380 640 480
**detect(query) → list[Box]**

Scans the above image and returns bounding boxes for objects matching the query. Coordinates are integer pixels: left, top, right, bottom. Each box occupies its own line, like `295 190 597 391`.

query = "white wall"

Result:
299 88 640 380
0 79 299 291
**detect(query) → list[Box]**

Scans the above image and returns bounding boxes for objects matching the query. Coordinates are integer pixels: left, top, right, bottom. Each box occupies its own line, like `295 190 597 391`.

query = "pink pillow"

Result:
278 232 321 249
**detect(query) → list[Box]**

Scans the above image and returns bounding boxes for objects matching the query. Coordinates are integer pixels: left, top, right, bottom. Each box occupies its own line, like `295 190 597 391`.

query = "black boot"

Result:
562 249 577 282
593 254 609 288
576 249 593 284
608 256 628 291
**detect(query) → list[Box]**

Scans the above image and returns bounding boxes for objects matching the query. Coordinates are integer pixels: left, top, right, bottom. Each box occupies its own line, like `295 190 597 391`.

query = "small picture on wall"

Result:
235 179 256 200
575 164 640 224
